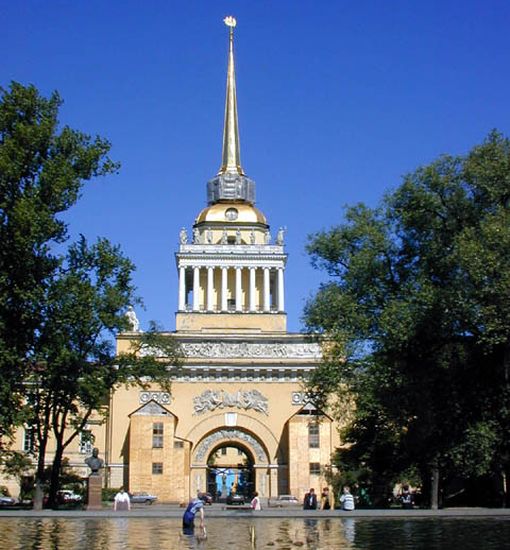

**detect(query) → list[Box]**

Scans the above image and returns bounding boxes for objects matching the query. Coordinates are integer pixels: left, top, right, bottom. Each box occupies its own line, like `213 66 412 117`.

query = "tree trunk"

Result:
32 438 48 511
47 437 65 508
33 480 44 511
430 465 440 510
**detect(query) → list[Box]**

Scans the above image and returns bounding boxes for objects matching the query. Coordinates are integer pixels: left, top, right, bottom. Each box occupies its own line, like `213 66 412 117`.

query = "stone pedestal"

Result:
87 474 103 510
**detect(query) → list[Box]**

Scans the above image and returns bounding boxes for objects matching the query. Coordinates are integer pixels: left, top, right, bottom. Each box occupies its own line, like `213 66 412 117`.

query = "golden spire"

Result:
218 16 244 176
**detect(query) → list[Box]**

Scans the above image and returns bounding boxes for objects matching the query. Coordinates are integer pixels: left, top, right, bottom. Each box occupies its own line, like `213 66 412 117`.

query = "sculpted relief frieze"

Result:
139 391 171 405
194 429 267 462
182 341 321 359
193 389 268 415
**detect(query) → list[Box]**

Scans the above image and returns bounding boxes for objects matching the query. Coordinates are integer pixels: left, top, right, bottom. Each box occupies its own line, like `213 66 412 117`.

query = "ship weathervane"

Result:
223 16 237 28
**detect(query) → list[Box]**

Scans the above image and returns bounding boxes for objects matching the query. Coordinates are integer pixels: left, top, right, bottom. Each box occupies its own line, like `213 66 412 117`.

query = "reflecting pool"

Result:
1 517 509 549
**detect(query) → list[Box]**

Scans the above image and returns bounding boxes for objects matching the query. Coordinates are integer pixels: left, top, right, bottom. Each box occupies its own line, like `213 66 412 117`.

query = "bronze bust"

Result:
85 447 104 475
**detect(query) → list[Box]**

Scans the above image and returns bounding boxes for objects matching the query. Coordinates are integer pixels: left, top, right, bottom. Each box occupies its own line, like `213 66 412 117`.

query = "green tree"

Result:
0 82 118 443
0 83 183 510
305 131 510 508
27 237 181 509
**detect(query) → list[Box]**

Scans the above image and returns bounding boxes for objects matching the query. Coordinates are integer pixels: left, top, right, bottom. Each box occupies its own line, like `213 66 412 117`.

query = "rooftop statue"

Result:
125 305 140 332
276 227 285 245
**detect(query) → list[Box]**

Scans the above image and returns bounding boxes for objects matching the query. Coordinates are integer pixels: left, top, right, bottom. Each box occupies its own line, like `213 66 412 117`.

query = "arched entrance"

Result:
191 427 271 500
206 442 254 502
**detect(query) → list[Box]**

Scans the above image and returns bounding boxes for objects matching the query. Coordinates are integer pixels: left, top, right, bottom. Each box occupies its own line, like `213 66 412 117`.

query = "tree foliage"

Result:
0 83 182 508
26 237 182 508
305 131 510 507
0 82 119 442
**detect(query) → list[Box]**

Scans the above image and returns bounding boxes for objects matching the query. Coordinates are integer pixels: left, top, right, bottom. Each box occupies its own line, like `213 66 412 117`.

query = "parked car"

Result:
57 490 82 504
198 492 213 505
272 495 299 507
226 493 245 505
129 492 157 504
0 495 16 506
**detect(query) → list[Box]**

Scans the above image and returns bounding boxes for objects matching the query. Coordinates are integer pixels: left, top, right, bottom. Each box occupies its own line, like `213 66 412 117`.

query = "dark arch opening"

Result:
205 442 255 504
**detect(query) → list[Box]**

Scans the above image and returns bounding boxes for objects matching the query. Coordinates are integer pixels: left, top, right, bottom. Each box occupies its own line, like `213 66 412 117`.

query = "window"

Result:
79 430 94 454
308 423 320 448
152 462 163 475
23 428 34 453
153 422 164 448
221 448 227 456
309 462 321 475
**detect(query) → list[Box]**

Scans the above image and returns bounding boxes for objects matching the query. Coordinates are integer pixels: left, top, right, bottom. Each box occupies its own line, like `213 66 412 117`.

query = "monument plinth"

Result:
85 447 104 510
87 474 103 510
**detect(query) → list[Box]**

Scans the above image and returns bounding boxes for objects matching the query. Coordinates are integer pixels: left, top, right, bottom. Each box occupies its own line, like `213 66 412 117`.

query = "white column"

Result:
221 267 228 311
277 267 285 312
235 267 242 312
192 266 200 311
207 267 214 311
178 266 186 311
249 267 256 312
263 267 270 312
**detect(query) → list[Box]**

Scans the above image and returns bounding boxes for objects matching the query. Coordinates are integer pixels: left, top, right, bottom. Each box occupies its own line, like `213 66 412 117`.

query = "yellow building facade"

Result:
3 19 339 503
106 19 339 503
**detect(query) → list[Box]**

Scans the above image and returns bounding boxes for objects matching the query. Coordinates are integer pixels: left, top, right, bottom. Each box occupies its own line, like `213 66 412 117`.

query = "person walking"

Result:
113 487 131 511
303 488 318 510
339 486 355 511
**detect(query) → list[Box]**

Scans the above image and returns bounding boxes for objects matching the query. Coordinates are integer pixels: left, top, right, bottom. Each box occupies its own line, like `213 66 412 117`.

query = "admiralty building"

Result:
6 19 339 504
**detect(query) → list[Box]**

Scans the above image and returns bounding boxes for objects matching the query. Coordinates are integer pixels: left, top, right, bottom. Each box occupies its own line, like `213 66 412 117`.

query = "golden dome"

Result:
195 203 267 225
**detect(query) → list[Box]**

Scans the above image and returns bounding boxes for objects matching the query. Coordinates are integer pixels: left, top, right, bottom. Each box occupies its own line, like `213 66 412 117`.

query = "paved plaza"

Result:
1 503 509 519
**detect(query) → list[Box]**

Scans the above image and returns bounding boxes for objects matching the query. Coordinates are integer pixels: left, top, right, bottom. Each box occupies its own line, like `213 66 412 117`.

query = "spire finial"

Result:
218 16 244 175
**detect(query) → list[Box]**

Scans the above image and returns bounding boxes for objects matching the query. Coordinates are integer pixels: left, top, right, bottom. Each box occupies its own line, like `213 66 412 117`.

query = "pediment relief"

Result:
130 399 174 417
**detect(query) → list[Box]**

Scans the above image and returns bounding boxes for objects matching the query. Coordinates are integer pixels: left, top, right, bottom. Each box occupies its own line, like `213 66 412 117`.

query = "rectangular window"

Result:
309 462 321 476
23 428 34 453
308 423 320 448
221 448 227 455
79 430 93 454
152 422 164 448
152 462 163 475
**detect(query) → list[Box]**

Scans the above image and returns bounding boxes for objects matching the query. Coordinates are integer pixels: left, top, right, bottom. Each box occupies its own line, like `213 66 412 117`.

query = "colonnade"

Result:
178 265 285 313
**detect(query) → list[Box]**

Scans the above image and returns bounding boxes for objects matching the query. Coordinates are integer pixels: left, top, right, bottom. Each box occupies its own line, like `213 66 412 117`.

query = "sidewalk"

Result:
1 503 509 519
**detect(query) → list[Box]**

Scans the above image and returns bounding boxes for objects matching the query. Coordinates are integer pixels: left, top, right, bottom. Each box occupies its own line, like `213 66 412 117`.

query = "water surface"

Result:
1 517 509 549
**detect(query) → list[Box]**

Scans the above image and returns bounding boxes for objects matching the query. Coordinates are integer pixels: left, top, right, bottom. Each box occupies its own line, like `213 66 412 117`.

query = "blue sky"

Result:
2 1 510 332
